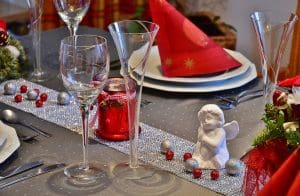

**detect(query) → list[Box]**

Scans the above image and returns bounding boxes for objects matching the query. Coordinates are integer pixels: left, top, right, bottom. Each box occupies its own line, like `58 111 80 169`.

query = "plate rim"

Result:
139 63 257 93
0 120 20 164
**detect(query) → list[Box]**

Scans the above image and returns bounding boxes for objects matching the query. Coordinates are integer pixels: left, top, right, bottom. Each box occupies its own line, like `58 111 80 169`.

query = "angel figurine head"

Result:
198 104 225 130
193 104 239 169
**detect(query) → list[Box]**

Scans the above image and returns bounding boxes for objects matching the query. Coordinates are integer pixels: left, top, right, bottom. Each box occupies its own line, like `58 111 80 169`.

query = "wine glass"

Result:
53 0 90 36
60 35 110 182
109 20 159 179
27 0 50 82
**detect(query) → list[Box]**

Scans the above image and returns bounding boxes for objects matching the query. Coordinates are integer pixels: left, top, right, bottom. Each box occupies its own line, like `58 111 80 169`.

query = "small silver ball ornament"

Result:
27 90 38 100
184 158 199 172
225 158 242 176
160 139 173 154
4 82 16 95
57 92 70 105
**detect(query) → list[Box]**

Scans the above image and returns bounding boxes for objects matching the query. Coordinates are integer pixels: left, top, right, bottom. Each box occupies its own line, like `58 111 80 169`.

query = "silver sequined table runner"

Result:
0 79 244 195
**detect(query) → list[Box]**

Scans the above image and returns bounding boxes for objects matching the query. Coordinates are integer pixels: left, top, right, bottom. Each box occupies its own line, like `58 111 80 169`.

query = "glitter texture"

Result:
0 79 244 195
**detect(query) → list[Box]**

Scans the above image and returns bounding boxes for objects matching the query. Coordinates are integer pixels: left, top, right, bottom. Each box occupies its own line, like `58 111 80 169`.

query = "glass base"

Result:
113 162 156 180
64 162 105 184
28 70 52 83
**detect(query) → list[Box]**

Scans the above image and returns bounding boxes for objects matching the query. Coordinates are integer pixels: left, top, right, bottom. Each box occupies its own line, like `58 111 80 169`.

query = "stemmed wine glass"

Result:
53 0 90 36
60 35 110 182
27 0 49 82
109 20 159 179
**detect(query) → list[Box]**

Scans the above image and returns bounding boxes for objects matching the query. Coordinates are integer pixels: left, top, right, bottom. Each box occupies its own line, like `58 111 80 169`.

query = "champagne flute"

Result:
60 35 110 182
27 0 50 82
53 0 90 36
109 20 159 179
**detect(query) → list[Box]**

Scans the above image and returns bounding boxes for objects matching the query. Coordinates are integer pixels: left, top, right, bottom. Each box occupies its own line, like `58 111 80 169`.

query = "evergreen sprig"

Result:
0 36 29 82
253 103 300 147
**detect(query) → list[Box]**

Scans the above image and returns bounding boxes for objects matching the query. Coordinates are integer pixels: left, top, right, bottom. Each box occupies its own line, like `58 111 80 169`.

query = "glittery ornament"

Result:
211 169 219 180
27 90 38 100
57 92 70 105
165 150 174 160
14 94 22 103
0 30 9 46
4 82 16 95
193 168 202 179
160 139 173 154
184 158 199 172
225 158 242 176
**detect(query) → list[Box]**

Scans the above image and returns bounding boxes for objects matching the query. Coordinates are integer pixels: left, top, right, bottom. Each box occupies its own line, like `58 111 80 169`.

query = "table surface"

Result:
0 26 265 196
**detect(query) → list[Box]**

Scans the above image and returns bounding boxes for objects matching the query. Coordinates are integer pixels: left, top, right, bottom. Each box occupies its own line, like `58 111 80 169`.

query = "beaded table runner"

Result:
0 79 244 195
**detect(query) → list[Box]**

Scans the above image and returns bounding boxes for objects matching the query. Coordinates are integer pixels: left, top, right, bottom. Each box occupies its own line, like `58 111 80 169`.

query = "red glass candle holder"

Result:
95 77 136 141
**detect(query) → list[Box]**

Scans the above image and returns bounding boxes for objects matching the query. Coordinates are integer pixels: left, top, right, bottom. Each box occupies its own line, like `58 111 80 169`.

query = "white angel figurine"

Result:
193 104 239 169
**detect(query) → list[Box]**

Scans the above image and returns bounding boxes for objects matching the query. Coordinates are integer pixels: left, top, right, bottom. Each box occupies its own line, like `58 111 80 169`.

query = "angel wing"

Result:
224 120 239 140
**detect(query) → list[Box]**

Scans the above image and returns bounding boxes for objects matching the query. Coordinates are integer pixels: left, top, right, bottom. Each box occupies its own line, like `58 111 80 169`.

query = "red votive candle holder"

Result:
95 77 136 141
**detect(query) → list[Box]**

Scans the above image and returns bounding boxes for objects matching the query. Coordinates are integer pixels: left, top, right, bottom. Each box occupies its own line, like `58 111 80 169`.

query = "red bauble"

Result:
40 93 48 102
0 30 9 46
20 85 27 93
165 150 174 160
36 99 43 107
183 152 192 161
211 169 219 180
193 168 202 178
14 94 22 103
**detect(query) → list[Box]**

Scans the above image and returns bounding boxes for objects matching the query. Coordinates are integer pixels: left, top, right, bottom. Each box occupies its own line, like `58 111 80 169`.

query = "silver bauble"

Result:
4 82 16 95
225 158 242 176
27 90 38 100
184 158 199 172
160 139 174 154
57 92 70 105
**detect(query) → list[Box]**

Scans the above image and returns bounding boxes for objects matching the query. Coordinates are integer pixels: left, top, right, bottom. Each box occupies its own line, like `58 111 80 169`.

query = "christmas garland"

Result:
0 21 29 82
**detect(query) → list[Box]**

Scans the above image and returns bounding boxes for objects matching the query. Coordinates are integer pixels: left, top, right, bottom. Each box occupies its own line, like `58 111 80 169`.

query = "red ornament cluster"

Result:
13 84 48 108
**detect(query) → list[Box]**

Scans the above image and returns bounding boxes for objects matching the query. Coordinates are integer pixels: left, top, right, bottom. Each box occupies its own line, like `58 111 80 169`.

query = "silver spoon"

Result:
1 109 52 138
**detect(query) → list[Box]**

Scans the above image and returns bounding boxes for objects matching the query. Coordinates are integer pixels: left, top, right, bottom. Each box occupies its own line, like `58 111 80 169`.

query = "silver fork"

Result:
216 89 263 103
218 90 263 110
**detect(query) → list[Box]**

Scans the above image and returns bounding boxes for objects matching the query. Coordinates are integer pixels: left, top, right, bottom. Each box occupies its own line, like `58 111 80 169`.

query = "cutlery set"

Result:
0 160 65 189
0 109 58 188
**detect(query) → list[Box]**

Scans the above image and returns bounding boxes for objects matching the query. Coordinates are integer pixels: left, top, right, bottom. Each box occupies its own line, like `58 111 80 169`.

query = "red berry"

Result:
14 94 22 103
20 85 27 93
193 168 202 179
211 169 219 180
35 99 43 107
165 150 174 160
183 153 192 161
40 93 48 102
34 88 40 95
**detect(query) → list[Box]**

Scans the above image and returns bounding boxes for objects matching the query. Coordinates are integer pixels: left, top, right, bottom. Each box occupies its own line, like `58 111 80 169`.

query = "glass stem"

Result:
80 104 90 169
124 76 139 169
68 24 78 36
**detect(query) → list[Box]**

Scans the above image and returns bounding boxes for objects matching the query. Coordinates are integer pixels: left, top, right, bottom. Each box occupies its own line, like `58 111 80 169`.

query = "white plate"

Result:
0 120 20 164
137 63 257 93
131 46 252 83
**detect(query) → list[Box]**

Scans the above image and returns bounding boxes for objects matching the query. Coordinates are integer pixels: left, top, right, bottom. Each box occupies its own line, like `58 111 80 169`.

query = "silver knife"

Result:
0 160 44 181
0 163 66 189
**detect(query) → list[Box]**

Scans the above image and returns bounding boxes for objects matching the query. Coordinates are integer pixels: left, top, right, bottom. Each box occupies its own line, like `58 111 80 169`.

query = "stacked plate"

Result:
130 46 257 93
